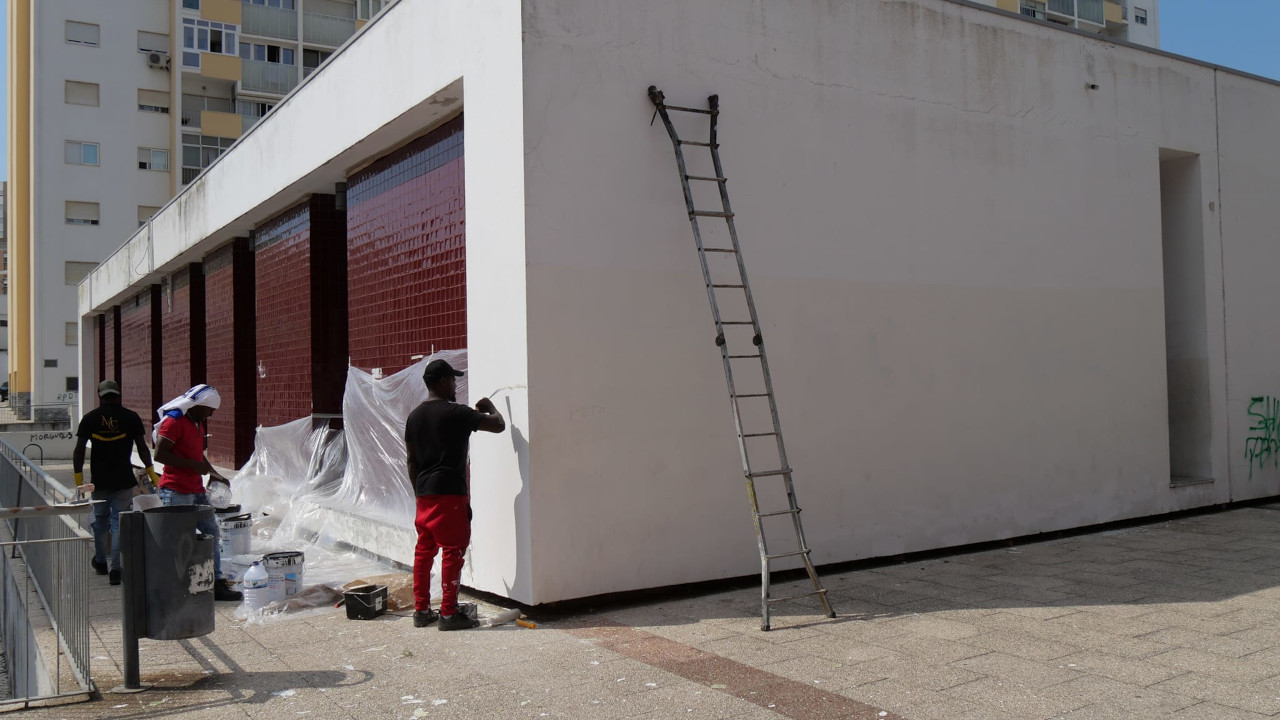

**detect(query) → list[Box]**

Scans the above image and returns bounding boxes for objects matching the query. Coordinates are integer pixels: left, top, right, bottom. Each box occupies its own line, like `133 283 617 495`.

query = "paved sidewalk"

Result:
25 501 1280 719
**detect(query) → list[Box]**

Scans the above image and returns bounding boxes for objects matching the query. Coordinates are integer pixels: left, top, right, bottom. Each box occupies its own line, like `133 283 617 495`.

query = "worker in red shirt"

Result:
153 384 242 602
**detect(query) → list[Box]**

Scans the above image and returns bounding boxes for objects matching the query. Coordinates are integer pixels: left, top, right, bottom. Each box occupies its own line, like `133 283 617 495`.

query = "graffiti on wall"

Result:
1246 396 1280 478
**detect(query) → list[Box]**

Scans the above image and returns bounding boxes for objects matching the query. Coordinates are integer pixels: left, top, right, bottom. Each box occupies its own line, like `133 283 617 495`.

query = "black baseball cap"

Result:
423 359 464 383
98 380 121 397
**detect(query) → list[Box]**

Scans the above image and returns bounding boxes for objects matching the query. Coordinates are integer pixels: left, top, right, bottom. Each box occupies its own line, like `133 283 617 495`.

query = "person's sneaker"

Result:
438 613 480 631
213 581 242 602
108 569 121 586
458 602 478 620
91 559 108 576
413 609 439 627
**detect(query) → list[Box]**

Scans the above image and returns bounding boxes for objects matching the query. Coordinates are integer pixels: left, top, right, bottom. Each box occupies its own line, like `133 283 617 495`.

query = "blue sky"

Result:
0 1 1274 182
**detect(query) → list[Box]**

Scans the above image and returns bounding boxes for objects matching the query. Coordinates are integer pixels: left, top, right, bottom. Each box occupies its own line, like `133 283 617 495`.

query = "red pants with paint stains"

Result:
413 495 470 616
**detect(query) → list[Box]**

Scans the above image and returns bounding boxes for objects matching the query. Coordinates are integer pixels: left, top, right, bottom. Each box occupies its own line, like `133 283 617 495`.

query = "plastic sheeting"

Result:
229 350 470 609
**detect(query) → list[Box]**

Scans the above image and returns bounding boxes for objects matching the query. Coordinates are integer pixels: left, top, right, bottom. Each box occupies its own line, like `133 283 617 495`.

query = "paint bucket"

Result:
263 551 305 603
216 513 253 557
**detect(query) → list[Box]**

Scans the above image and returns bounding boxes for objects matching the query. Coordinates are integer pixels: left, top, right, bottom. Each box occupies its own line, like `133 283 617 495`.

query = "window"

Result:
44 359 58 369
181 18 237 68
65 202 100 226
138 206 161 227
138 148 170 171
138 89 171 114
65 262 97 284
183 0 200 9
138 31 169 53
241 42 295 65
65 323 79 346
64 80 100 106
303 48 332 76
1019 0 1046 19
358 0 390 21
65 21 100 46
1134 7 1148 24
65 141 99 166
235 99 273 118
246 0 298 8
66 377 79 392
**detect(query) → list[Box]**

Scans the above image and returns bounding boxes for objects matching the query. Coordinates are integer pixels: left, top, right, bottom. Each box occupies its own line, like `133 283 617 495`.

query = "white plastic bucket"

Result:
217 514 253 557
264 551 305 603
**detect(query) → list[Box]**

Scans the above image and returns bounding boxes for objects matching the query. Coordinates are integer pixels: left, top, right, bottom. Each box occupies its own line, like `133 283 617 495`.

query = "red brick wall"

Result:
96 314 106 402
347 115 465 374
204 241 256 468
161 268 193 403
255 204 314 428
119 289 157 436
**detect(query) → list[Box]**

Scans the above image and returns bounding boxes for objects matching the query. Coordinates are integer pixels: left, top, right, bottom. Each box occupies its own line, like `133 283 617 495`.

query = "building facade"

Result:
79 0 1280 606
5 0 392 417
975 0 1159 47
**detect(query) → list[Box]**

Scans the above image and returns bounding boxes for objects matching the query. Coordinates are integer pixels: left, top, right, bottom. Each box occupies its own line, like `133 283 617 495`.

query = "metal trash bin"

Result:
136 506 216 640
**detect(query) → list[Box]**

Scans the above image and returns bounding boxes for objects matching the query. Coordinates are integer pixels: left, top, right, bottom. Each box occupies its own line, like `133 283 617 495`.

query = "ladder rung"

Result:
748 469 792 478
728 354 761 359
757 508 800 518
742 432 777 438
665 105 715 115
766 549 811 561
710 284 745 289
703 248 738 253
734 393 770 398
766 589 828 605
686 175 727 183
692 211 734 218
720 321 753 325
679 140 718 147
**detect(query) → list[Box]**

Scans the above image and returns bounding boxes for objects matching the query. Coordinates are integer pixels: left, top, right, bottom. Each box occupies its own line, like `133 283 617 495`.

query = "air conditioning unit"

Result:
146 51 171 70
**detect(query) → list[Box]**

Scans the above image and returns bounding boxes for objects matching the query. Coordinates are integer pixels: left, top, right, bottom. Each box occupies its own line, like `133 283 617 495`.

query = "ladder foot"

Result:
826 611 837 619
760 622 770 632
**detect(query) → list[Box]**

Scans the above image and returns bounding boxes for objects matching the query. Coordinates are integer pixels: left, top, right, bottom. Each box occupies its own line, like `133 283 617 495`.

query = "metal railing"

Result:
182 167 202 185
241 3 298 40
180 95 233 129
303 12 356 47
1077 0 1105 24
242 58 299 95
1048 0 1074 15
0 437 93 707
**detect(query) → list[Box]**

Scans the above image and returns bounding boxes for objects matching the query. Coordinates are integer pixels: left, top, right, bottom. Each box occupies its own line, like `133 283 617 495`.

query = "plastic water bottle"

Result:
242 561 270 612
206 481 233 509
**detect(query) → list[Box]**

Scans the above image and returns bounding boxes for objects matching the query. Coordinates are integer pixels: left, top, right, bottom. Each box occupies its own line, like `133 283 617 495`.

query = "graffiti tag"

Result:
27 432 73 442
1246 396 1280 478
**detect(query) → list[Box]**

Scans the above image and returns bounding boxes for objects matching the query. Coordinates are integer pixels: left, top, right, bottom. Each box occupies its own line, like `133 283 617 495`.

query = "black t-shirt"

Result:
404 400 486 496
75 404 144 494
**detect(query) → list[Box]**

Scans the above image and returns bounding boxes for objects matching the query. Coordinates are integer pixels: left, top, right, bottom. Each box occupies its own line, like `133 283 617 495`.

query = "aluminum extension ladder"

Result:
648 86 836 631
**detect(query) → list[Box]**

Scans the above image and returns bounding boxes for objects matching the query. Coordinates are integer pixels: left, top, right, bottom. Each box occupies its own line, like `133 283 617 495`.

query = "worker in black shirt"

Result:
405 359 505 631
73 380 159 586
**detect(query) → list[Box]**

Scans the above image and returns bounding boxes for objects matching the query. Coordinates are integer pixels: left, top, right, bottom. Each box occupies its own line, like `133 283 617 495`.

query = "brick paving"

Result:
21 499 1280 719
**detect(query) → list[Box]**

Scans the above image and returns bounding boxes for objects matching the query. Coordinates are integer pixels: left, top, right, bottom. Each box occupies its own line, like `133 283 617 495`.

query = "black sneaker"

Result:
91 559 108 576
438 613 480 631
214 581 242 602
413 609 439 627
108 569 121 586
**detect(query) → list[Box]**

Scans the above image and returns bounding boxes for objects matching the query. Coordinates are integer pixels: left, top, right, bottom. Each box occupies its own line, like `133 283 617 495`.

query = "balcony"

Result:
303 12 356 47
242 3 298 41
1047 0 1074 15
182 167 201 185
242 58 298 95
242 114 260 134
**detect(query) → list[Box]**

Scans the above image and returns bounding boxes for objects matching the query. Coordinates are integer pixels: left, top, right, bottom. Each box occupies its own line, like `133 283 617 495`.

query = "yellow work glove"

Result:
146 466 161 488
73 472 84 487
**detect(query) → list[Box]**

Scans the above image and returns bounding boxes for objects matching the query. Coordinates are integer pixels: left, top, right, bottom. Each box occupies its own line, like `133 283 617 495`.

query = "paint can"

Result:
264 551 305 603
216 513 253 557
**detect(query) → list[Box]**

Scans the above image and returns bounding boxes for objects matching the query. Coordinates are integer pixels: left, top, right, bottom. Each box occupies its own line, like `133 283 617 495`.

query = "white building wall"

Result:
31 0 172 405
1125 0 1160 47
520 0 1231 602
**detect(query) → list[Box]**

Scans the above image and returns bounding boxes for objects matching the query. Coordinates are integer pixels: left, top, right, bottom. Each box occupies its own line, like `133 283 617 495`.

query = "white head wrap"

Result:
154 384 222 430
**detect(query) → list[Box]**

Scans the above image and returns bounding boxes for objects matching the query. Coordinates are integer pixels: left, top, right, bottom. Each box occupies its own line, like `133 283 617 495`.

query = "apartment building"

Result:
976 0 1159 47
6 0 391 415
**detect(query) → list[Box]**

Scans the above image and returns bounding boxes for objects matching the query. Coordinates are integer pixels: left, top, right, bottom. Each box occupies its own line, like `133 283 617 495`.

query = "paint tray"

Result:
344 584 388 620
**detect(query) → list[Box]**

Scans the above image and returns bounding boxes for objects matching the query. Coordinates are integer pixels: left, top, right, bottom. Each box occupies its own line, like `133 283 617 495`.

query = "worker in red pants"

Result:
405 359 505 630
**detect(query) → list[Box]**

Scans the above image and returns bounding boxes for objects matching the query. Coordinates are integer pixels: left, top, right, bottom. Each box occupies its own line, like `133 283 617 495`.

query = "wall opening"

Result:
1159 149 1212 484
